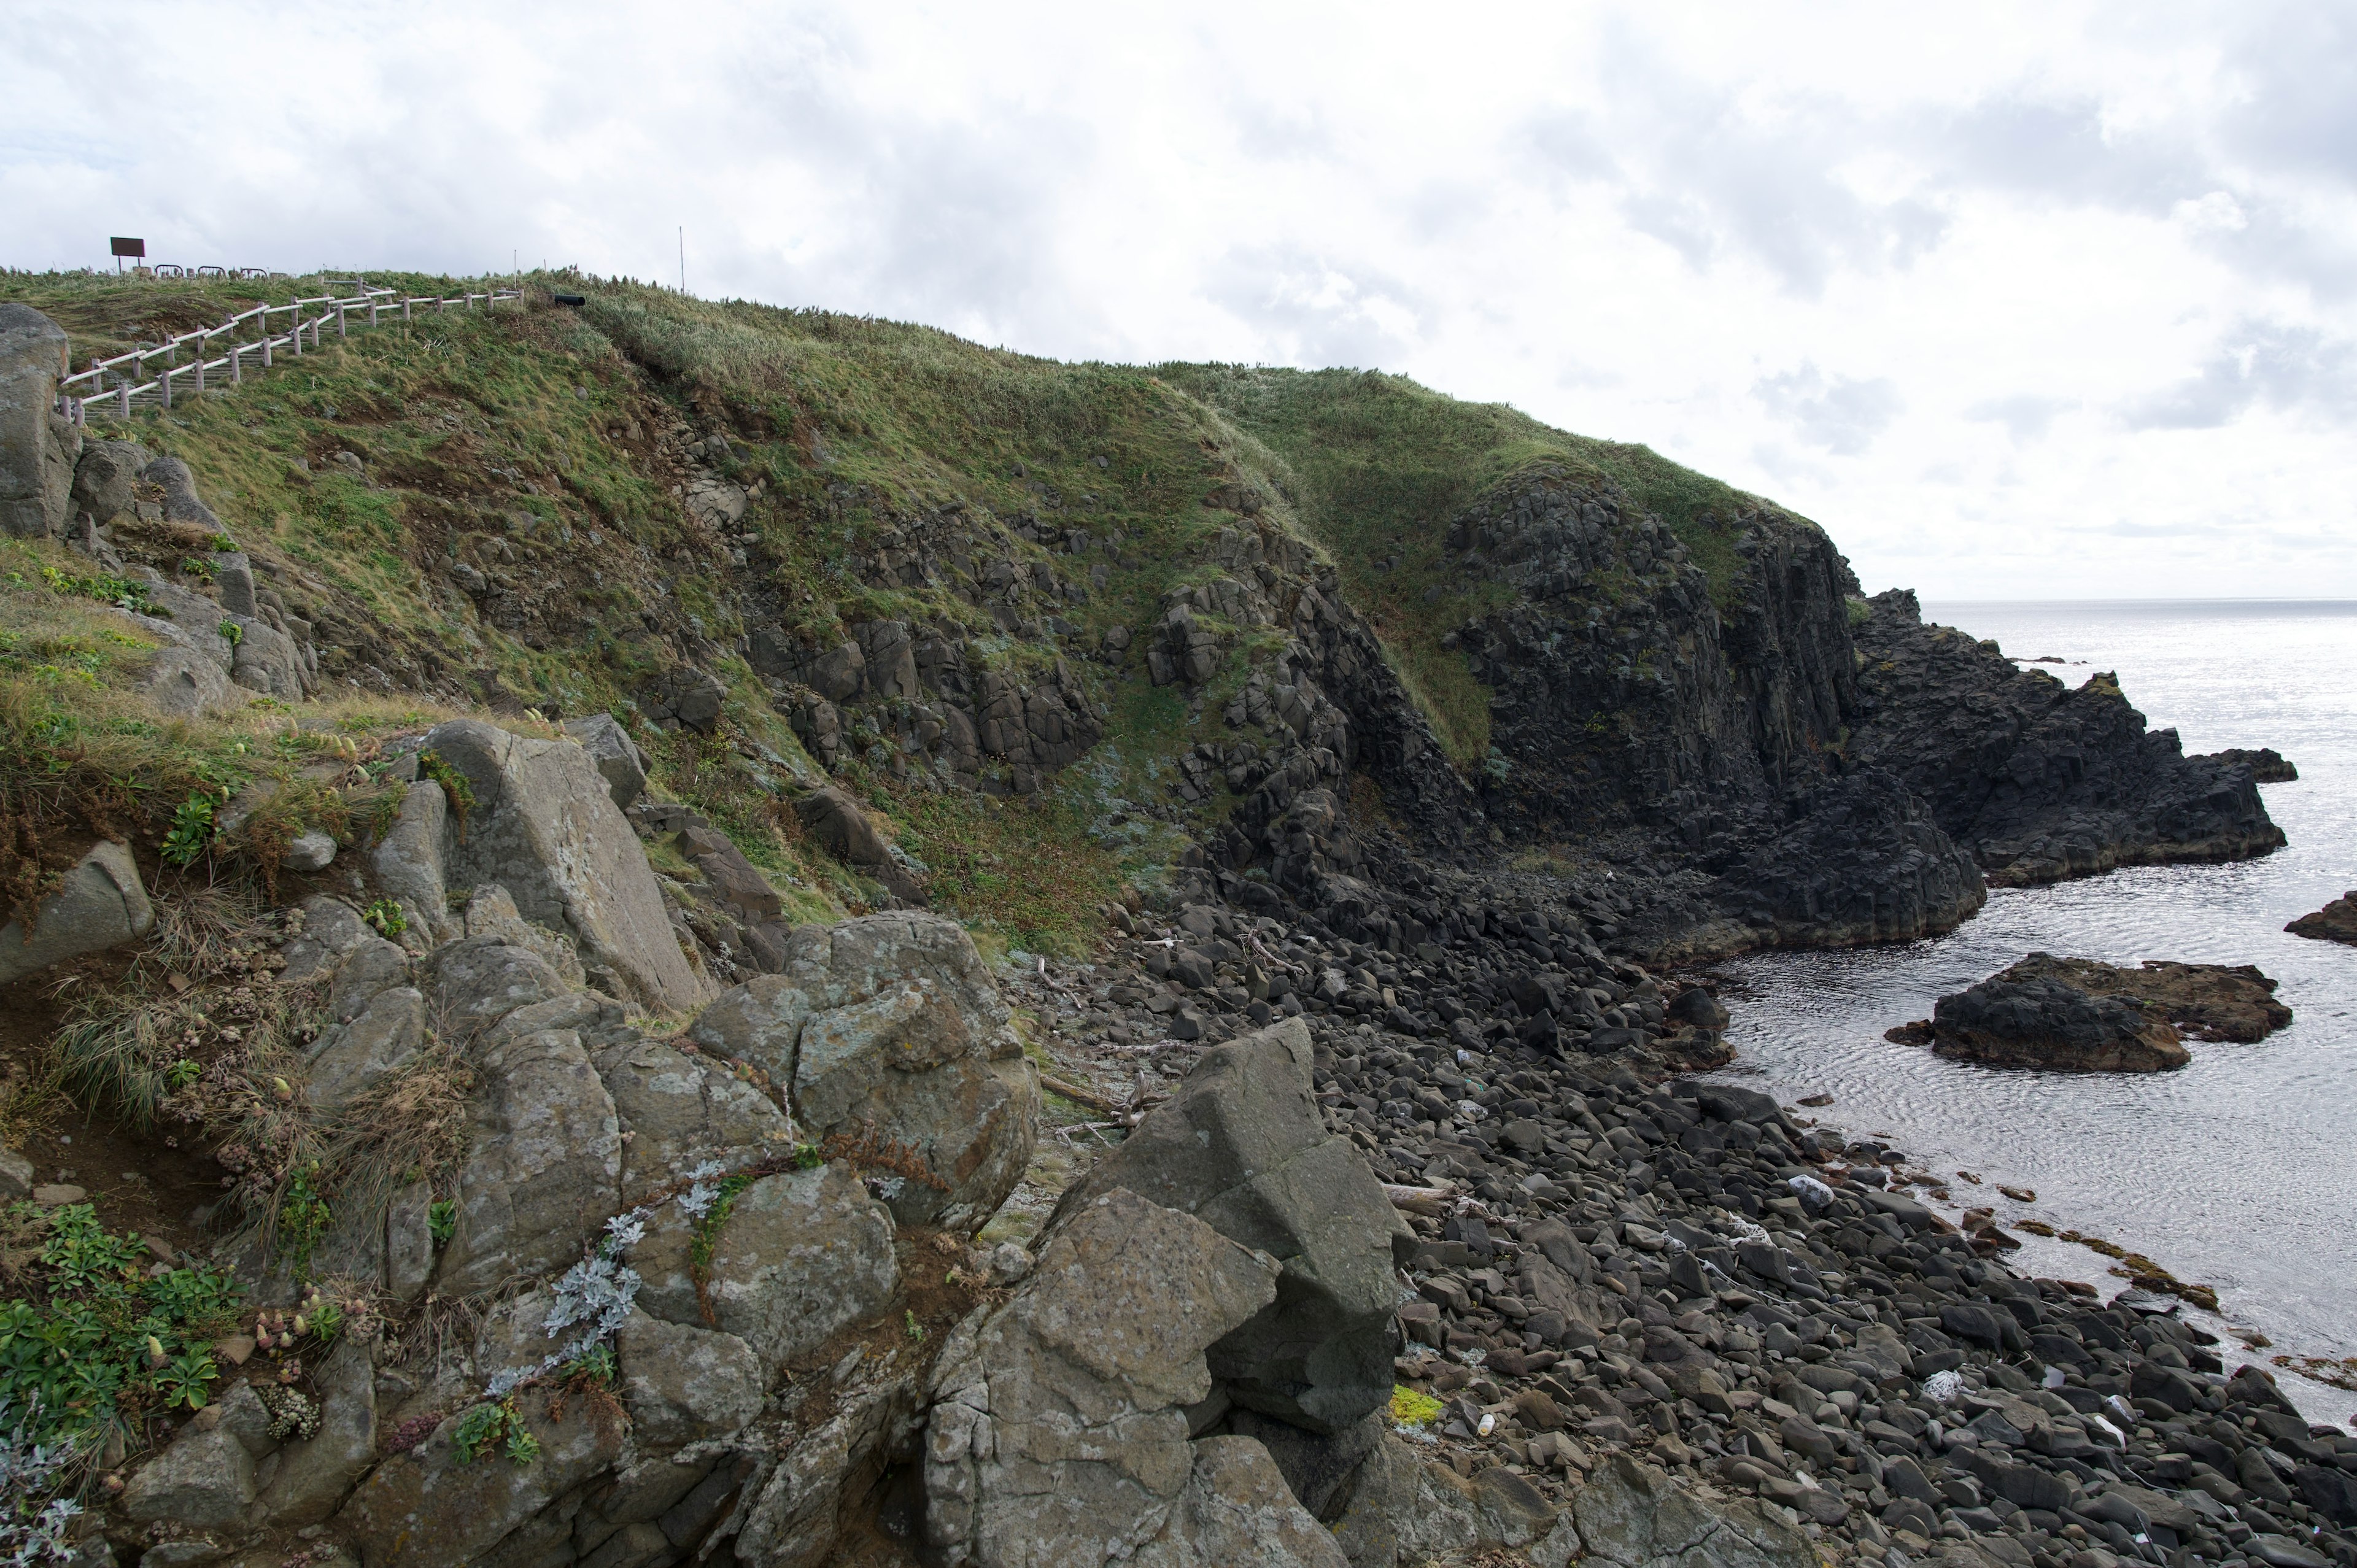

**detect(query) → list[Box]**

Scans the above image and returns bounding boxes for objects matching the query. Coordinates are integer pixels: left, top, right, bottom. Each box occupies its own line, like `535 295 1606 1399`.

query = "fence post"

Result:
119 382 130 418
337 304 347 338
161 365 171 411
370 300 379 327
402 298 412 322
292 304 303 356
231 343 241 385
195 343 205 394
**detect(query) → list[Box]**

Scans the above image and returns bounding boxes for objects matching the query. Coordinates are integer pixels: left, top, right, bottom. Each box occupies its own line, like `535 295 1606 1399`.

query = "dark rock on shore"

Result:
1847 591 2286 886
1923 958 2191 1072
1688 769 1987 957
2287 892 2357 947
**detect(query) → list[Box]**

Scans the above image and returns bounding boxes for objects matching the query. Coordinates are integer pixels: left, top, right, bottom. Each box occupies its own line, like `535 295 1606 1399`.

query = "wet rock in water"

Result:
2003 951 2291 1041
1922 954 2191 1072
2286 890 2357 946
1849 590 2286 884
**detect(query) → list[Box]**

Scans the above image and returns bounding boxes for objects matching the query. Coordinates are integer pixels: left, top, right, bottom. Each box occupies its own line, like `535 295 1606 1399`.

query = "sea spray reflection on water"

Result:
1703 600 2357 1424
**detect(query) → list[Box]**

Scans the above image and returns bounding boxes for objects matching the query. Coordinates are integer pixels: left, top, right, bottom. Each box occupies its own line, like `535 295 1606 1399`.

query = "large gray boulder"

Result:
69 439 149 527
614 1310 765 1450
141 454 222 531
371 778 450 940
305 981 425 1111
1051 1018 1406 1432
733 1361 929 1568
626 1162 896 1380
924 1186 1342 1568
121 1424 254 1528
0 304 75 541
252 1337 376 1526
433 1024 622 1294
685 912 1038 1232
424 938 571 1043
335 1386 625 1568
228 612 308 698
0 840 154 987
561 712 649 809
589 1032 791 1201
417 719 706 1012
132 628 240 717
279 895 370 984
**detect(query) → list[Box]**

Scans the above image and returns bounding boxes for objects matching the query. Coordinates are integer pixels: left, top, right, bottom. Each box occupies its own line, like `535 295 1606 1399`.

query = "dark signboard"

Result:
110 237 145 258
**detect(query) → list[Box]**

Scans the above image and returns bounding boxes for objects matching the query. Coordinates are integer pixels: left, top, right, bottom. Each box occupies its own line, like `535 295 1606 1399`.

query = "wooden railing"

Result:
52 283 523 422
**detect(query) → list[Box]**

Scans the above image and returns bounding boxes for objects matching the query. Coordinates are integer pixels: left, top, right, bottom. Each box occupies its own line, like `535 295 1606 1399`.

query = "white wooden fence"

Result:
52 282 522 422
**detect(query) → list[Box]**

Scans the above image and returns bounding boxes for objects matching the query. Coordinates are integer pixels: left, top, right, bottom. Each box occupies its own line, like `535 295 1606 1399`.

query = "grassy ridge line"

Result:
1 269 1814 949
1157 365 1814 765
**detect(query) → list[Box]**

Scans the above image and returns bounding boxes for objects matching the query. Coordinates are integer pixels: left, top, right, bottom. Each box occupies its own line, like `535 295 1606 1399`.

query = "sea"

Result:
1701 600 2357 1429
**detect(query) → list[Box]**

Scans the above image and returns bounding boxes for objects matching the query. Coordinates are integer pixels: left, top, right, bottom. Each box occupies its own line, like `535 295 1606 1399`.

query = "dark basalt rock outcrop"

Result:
1677 768 1987 959
2205 746 2297 782
2000 952 2293 1043
1447 474 1854 840
1847 591 2285 886
2286 891 2357 947
1908 956 2193 1073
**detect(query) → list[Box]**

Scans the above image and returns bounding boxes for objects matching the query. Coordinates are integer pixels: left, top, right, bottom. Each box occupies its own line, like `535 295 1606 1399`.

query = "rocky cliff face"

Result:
1450 473 1859 842
1427 471 1985 960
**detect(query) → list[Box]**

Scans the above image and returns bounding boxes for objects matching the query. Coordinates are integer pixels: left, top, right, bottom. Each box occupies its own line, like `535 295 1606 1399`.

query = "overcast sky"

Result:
7 2 2354 599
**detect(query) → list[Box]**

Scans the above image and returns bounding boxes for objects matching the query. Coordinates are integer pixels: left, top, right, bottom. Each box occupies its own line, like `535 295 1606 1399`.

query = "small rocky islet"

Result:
2286 895 2357 948
1886 956 2294 1073
0 284 2344 1568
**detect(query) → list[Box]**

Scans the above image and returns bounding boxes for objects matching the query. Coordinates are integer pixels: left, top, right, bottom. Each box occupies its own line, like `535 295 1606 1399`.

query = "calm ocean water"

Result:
1703 600 2357 1427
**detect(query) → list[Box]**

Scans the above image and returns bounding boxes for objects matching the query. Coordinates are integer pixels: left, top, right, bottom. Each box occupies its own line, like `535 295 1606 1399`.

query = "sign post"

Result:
109 238 145 274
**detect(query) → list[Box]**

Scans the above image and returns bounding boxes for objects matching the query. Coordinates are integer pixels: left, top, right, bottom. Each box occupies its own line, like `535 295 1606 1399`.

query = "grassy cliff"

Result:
1 268 1800 951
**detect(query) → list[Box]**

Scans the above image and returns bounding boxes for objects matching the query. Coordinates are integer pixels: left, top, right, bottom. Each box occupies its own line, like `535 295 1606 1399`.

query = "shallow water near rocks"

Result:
1703 598 2357 1427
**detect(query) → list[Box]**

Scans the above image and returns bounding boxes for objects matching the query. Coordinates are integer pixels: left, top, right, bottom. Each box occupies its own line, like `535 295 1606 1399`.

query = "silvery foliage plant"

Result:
0 1407 80 1568
484 1161 733 1399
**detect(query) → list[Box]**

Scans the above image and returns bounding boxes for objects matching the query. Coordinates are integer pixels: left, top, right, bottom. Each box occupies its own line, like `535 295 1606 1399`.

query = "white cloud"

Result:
5 0 2357 596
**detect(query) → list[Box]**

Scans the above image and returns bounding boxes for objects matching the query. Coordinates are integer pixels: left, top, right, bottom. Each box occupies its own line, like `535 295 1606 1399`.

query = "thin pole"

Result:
678 226 685 294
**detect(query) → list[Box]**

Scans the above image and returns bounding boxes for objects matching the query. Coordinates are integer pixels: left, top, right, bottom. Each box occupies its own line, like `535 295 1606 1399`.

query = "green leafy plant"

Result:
39 563 150 614
686 1170 761 1324
362 898 407 937
416 751 476 841
905 1310 926 1343
559 1342 615 1386
452 1396 539 1466
160 794 218 867
308 1299 345 1345
427 1199 457 1245
155 1348 220 1410
275 1165 333 1276
209 533 238 553
165 1059 201 1092
0 1203 242 1448
218 619 243 647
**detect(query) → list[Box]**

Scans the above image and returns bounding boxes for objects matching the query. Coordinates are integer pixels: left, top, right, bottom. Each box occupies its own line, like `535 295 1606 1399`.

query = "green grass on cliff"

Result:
1158 365 1805 762
0 268 1814 948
